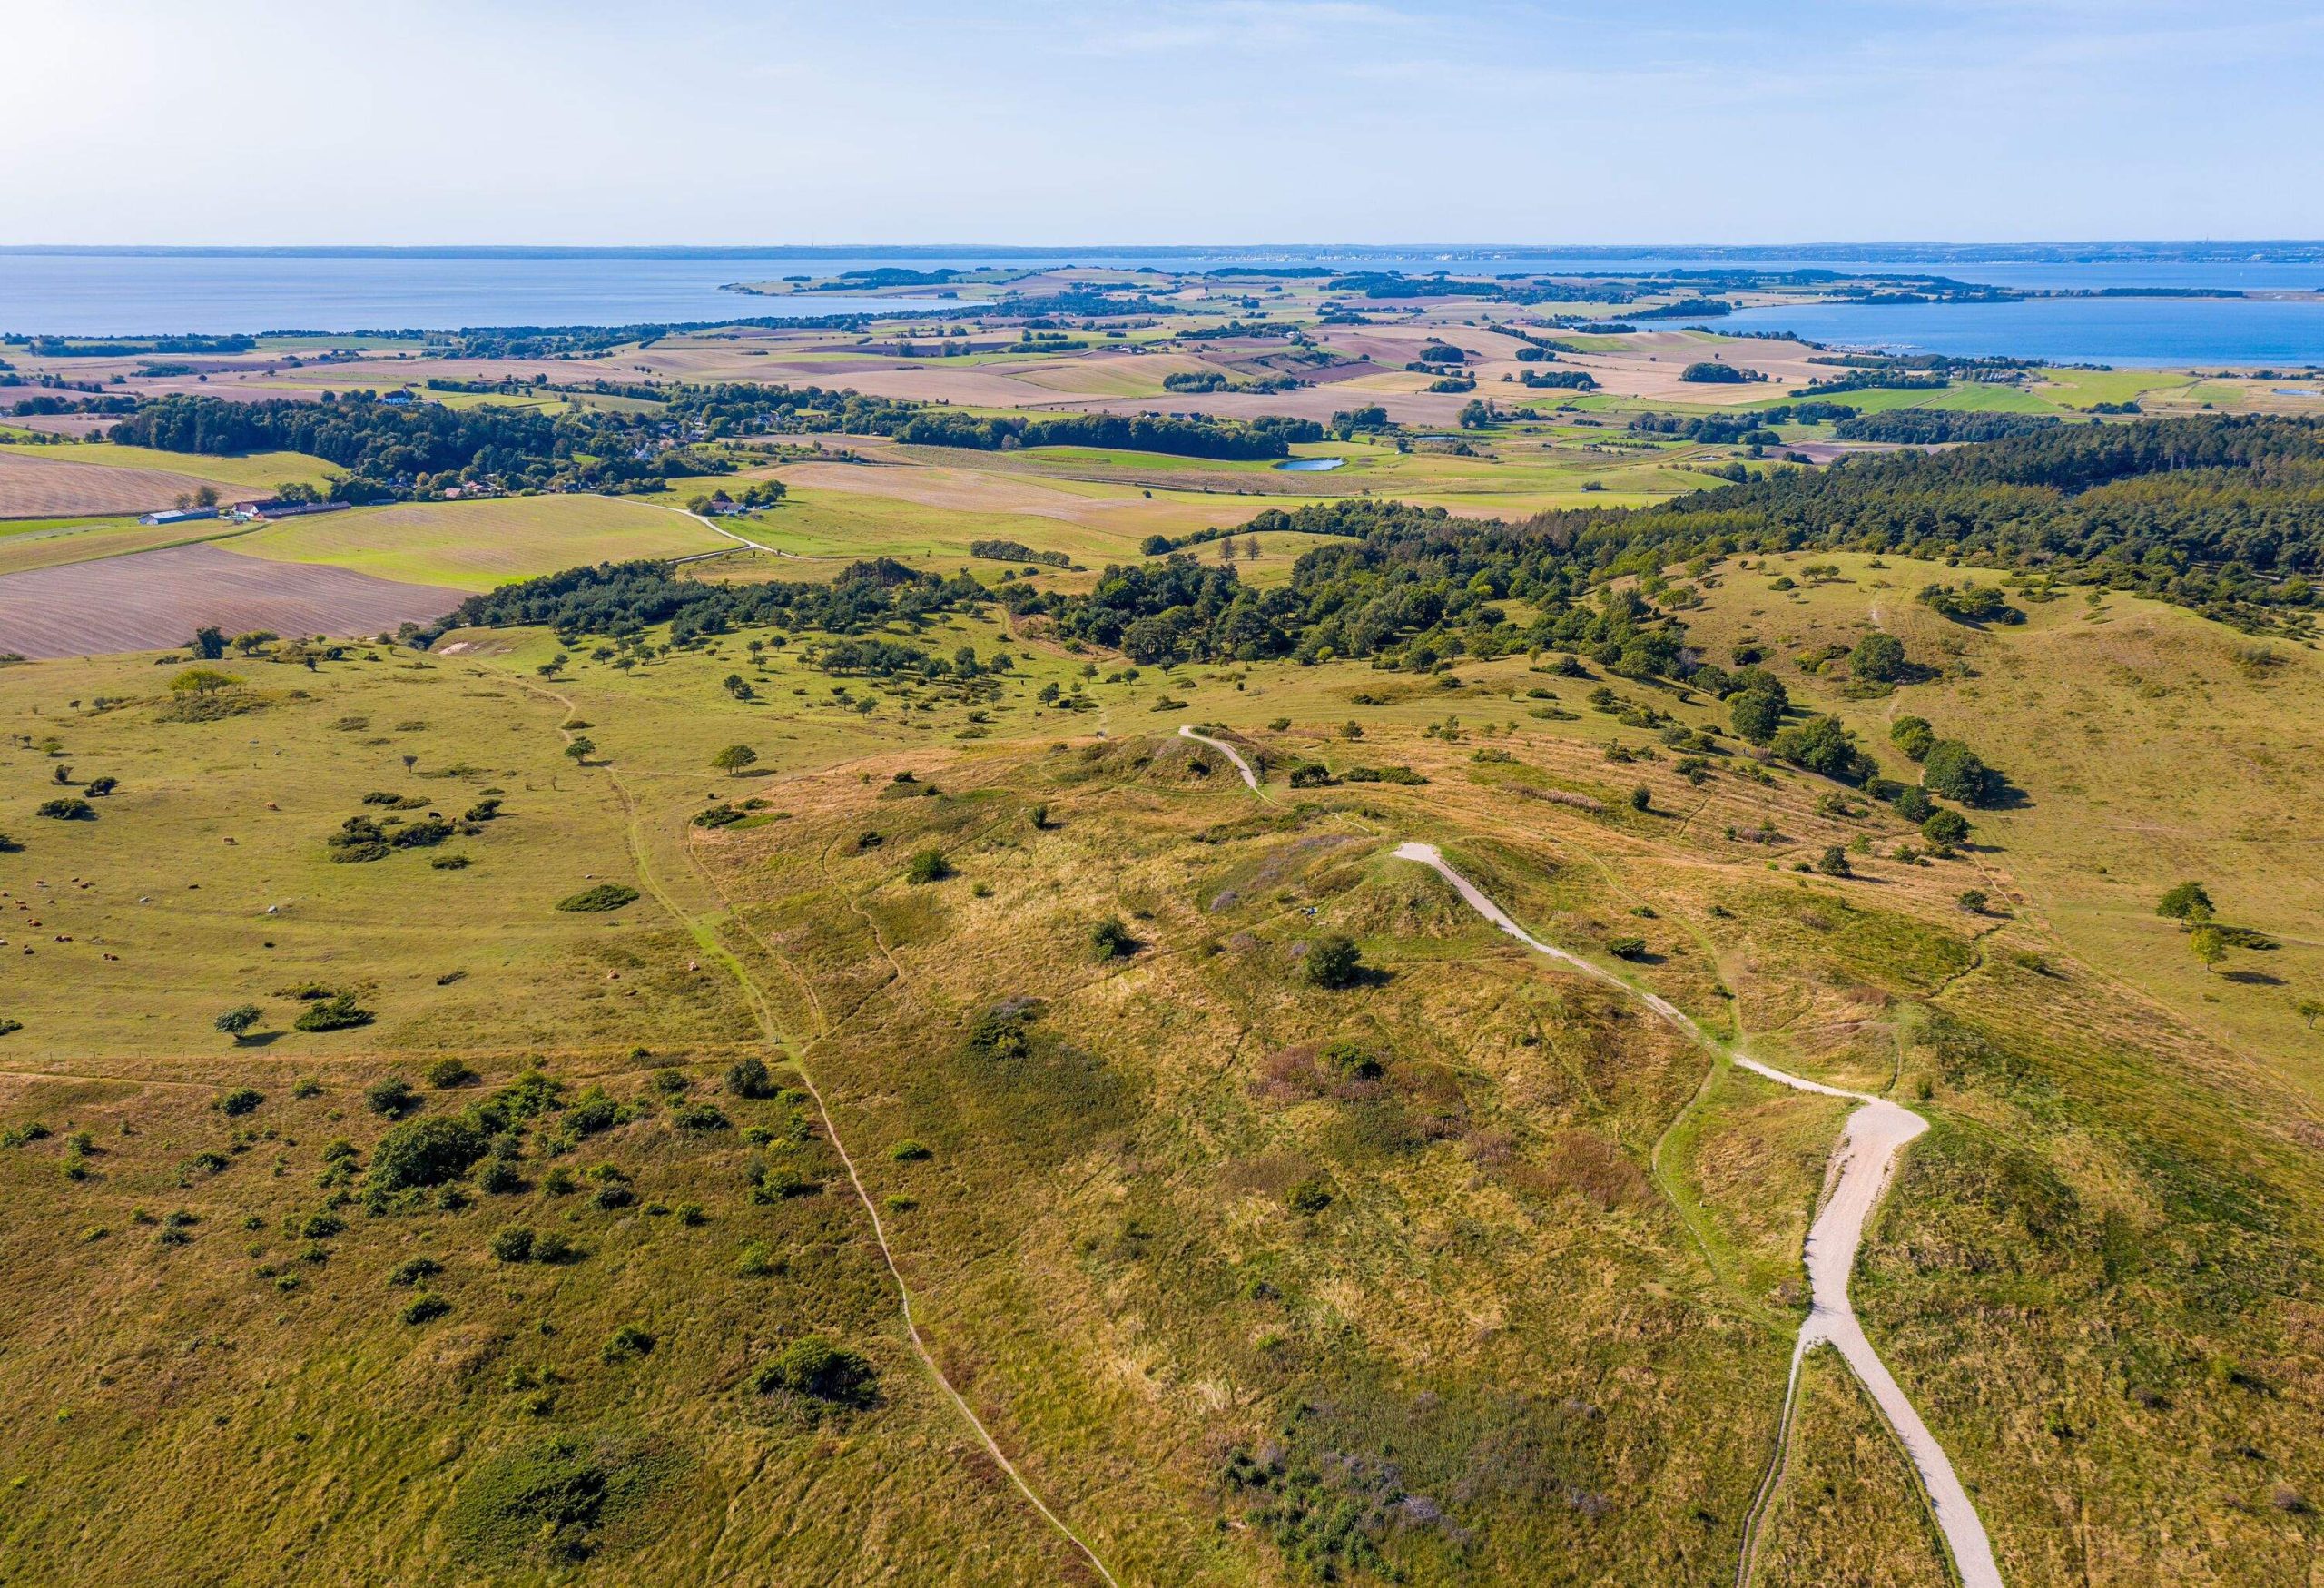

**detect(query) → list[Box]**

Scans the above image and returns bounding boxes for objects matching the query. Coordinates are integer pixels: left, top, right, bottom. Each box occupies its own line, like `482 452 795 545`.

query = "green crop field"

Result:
229 496 734 590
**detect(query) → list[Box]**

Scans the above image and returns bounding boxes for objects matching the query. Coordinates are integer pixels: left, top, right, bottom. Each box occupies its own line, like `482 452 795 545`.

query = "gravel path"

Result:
1392 841 2003 1588
1179 725 1263 791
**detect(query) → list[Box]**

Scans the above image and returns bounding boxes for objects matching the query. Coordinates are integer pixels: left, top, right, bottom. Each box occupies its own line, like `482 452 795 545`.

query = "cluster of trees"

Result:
1025 499 1688 669
1888 715 2004 804
433 313 898 360
1916 582 2024 624
1630 401 1858 444
968 538 1069 567
1518 369 1596 390
26 334 253 357
1624 415 2324 629
1833 409 2063 444
440 556 990 647
1679 362 1761 384
111 393 731 499
893 409 1318 460
654 381 1319 459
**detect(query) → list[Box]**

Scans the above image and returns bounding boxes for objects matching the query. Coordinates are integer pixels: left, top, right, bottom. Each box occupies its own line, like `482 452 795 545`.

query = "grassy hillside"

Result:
1 582 2317 1582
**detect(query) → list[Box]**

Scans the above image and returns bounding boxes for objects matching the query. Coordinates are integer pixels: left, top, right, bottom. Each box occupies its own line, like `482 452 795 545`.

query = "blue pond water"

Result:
1273 457 1346 471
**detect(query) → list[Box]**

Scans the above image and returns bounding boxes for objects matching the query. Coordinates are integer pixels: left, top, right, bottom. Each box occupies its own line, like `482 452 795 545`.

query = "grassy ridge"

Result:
0 562 2317 1581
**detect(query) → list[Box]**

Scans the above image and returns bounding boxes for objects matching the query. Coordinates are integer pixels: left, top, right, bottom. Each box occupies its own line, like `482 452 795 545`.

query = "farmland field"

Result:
229 495 736 591
0 541 459 656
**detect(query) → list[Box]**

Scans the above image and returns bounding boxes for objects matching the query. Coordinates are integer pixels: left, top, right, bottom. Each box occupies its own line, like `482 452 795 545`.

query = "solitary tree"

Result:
1922 739 1995 805
2156 881 2214 922
214 1004 262 1041
1850 632 1907 683
1921 809 1971 848
1305 934 1363 989
2190 924 2228 974
564 735 596 764
712 744 759 774
2293 996 2323 1030
170 667 241 697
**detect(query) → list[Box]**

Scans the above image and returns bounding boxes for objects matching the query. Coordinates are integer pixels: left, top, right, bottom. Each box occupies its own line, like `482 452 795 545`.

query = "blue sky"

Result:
8 1 2321 244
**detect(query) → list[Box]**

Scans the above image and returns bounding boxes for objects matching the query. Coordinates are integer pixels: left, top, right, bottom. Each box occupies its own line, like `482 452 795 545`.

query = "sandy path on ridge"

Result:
1391 839 2003 1588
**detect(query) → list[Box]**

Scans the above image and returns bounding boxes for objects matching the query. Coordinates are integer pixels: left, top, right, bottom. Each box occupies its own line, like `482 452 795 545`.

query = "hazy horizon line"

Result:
5 241 2323 259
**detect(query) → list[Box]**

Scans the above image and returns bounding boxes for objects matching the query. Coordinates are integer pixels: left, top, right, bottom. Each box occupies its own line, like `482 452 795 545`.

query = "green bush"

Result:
602 1325 655 1362
1303 934 1362 989
489 1225 536 1262
36 798 94 821
724 1056 774 1099
388 1257 443 1287
401 1292 451 1326
1286 1177 1334 1215
478 1161 525 1195
532 1231 576 1265
368 1115 489 1192
753 1335 877 1406
556 883 639 912
566 1087 625 1136
297 994 375 1033
428 1059 480 1089
1607 936 1649 961
889 1139 931 1162
214 1086 264 1117
1921 809 1971 847
903 848 951 884
1089 917 1137 959
1850 632 1907 682
364 1074 419 1117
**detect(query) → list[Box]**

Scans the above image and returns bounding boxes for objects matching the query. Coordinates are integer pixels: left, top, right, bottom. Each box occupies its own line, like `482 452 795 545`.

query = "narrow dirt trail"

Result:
513 673 1123 1587
1391 841 2002 1588
1179 725 1265 794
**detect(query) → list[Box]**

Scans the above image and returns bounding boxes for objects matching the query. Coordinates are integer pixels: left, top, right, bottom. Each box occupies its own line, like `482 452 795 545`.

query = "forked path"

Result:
1392 842 2002 1588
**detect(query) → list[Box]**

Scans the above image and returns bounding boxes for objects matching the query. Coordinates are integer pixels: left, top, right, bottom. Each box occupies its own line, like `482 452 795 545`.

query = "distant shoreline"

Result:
5 241 2324 265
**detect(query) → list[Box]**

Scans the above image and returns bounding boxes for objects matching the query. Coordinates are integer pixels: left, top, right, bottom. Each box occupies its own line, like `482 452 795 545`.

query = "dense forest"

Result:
1600 413 2324 627
1832 409 2063 443
110 394 727 499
